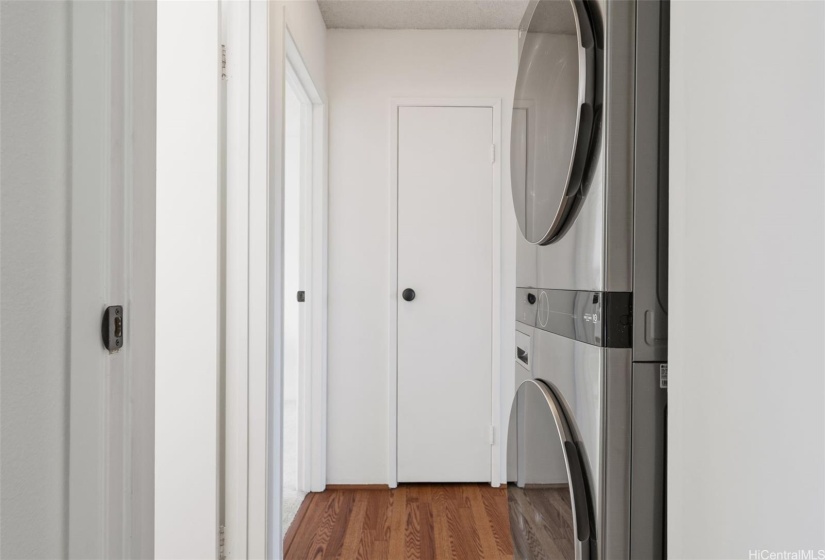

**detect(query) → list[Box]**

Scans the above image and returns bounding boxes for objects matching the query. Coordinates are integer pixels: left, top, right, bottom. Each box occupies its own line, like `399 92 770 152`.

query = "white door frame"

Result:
69 2 156 558
388 98 502 489
285 31 328 496
222 2 251 558
223 2 328 556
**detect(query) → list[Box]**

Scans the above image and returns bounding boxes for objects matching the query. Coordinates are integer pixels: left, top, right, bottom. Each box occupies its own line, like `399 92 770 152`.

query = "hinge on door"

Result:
219 524 226 560
221 44 227 80
491 144 496 163
489 426 495 445
659 364 668 389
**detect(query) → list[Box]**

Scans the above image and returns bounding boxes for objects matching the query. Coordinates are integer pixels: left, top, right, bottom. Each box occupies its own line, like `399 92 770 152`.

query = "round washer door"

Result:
507 379 595 560
511 0 601 245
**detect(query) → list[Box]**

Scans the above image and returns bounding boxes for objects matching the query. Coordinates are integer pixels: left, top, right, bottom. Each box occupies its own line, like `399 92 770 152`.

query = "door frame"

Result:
223 2 329 556
388 98 502 488
68 2 156 557
284 32 328 496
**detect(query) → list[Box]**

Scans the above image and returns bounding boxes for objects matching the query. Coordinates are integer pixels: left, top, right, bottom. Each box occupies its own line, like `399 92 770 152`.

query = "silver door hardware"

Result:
659 364 668 389
102 305 124 353
297 290 305 303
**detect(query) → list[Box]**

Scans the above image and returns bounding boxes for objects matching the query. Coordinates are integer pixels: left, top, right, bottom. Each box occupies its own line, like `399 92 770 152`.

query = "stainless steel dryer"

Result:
507 0 669 558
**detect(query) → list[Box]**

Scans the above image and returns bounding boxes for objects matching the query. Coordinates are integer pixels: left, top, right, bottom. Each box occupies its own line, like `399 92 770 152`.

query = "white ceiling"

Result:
317 0 532 30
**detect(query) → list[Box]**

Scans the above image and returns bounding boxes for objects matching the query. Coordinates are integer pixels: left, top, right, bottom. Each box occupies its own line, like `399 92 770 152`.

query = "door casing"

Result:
68 2 156 558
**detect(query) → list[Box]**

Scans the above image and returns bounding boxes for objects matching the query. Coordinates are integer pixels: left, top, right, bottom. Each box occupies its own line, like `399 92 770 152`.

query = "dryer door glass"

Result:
511 0 599 245
507 379 594 560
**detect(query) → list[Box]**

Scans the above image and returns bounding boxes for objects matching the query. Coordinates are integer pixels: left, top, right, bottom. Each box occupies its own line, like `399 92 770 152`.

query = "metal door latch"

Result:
102 305 124 353
297 291 305 303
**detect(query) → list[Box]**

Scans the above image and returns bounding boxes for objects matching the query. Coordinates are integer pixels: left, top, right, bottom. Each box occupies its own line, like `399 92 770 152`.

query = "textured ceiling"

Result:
318 0 533 30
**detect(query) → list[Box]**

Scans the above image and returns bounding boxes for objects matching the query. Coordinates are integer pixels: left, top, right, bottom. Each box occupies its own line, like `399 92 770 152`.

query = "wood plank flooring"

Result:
283 484 513 560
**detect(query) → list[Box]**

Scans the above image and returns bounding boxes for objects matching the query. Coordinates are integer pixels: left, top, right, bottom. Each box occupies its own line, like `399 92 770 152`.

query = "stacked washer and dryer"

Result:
506 0 669 559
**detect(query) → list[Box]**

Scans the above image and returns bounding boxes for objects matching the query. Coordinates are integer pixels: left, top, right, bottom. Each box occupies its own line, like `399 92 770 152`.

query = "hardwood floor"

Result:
283 484 513 559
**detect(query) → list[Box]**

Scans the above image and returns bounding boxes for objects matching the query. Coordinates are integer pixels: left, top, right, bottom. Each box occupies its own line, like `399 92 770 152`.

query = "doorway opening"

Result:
280 31 329 540
281 61 312 533
282 63 312 534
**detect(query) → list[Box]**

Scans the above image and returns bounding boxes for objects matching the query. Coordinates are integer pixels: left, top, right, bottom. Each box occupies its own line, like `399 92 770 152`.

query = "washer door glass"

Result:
511 0 599 245
507 379 594 560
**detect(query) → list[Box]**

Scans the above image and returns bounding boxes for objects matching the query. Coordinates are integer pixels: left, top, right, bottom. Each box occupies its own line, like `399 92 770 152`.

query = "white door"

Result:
397 106 493 483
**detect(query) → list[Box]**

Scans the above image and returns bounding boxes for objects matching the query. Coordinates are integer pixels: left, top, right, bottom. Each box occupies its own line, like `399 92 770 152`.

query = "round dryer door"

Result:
511 0 601 245
507 379 595 560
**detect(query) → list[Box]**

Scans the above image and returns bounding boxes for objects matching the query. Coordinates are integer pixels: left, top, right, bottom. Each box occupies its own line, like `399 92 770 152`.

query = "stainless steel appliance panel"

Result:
530 328 603 520
602 0 636 293
629 363 667 560
632 0 669 362
601 346 633 560
533 160 605 291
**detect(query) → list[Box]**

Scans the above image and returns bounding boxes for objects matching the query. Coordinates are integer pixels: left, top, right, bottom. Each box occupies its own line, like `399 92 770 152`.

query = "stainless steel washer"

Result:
508 0 670 558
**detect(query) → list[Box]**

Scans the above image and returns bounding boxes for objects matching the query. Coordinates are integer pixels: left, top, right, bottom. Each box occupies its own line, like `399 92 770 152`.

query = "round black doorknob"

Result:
402 288 416 302
527 293 536 304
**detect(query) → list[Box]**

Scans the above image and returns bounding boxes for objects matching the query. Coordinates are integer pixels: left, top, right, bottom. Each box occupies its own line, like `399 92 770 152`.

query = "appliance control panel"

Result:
515 288 632 348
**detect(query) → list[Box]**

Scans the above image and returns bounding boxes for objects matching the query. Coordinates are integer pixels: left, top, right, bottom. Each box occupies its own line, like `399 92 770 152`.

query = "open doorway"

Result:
279 30 329 541
282 62 312 534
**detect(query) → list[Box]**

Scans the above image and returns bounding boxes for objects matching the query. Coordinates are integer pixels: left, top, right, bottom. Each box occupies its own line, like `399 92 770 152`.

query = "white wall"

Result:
156 1 220 558
326 29 518 484
669 2 825 558
0 2 71 557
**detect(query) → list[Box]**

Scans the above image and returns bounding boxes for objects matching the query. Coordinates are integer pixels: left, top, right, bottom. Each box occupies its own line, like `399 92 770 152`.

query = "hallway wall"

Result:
668 2 825 557
326 29 518 485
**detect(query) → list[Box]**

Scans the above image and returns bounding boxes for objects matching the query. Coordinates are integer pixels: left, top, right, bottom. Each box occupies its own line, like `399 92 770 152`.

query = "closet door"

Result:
396 105 493 482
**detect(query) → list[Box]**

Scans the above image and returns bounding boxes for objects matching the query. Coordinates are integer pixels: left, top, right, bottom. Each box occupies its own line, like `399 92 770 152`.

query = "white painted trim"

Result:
285 28 328 494
388 97 503 488
264 2 285 555
246 1 272 557
286 64 313 494
490 100 502 489
69 2 156 557
69 5 114 554
308 100 329 495
128 3 158 552
388 104 399 489
222 0 250 557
